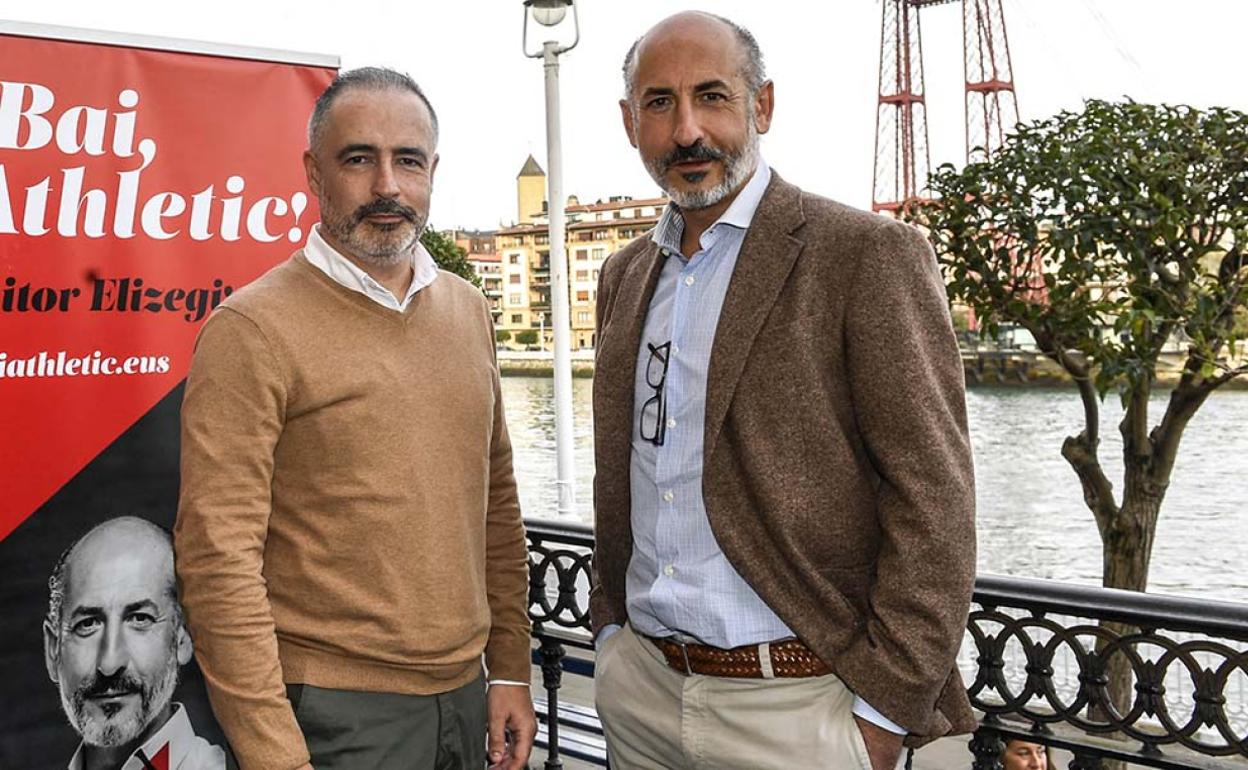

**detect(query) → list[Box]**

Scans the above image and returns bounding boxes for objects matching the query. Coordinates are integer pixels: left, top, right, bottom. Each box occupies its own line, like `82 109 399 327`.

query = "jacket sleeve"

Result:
174 308 310 770
835 220 977 735
480 298 533 682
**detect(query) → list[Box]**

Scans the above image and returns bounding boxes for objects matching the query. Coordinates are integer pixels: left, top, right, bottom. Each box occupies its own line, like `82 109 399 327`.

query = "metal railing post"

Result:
970 726 1004 770
539 635 567 770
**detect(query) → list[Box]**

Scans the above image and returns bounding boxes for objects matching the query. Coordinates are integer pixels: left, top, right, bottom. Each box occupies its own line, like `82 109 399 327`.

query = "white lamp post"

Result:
523 0 579 518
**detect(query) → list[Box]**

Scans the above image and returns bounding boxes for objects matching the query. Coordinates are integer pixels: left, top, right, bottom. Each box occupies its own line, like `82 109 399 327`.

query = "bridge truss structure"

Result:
872 0 1020 214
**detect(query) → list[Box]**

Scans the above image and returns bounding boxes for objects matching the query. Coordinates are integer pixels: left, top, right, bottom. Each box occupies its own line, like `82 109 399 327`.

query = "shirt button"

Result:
662 490 674 502
666 418 676 428
684 276 696 287
664 565 675 576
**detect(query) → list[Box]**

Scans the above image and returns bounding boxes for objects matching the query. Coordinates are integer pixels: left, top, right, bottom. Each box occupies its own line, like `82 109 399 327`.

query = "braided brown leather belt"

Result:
643 634 831 678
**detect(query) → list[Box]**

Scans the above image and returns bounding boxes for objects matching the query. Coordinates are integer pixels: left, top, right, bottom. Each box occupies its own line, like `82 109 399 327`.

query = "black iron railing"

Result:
524 518 1248 769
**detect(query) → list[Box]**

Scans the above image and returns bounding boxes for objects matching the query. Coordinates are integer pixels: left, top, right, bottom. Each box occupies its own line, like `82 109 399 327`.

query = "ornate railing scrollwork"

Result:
968 576 1248 768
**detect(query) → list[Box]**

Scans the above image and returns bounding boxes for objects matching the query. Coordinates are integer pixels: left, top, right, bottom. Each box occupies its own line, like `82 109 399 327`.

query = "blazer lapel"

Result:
598 241 667 473
704 174 806 451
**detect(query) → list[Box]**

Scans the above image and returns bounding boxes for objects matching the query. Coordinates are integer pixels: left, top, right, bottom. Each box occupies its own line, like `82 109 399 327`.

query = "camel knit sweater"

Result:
175 252 530 770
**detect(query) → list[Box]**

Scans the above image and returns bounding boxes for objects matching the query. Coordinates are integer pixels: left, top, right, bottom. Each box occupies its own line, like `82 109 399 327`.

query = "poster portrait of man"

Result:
42 517 226 770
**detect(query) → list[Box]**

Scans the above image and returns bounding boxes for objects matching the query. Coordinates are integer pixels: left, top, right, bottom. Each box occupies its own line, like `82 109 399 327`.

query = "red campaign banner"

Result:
0 32 335 539
0 30 335 767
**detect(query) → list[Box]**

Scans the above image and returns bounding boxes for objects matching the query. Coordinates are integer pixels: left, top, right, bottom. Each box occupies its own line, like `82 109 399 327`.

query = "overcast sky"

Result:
5 1 1246 230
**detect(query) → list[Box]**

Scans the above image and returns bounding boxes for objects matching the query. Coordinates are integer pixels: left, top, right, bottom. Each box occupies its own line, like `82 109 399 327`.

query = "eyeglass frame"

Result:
640 340 671 446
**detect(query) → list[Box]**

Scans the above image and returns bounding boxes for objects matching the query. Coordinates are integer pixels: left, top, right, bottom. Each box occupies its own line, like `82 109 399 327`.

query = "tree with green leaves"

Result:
422 228 481 288
920 99 1248 595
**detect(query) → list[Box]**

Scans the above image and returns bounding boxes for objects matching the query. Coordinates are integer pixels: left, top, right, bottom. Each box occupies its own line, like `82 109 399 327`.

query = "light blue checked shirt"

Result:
603 160 903 734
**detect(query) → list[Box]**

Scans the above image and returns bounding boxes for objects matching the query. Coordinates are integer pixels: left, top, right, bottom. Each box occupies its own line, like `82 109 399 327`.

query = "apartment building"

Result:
494 156 666 349
452 229 503 323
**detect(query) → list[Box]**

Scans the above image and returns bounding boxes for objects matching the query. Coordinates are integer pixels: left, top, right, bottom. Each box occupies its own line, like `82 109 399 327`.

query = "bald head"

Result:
622 11 766 105
46 516 178 633
44 517 191 750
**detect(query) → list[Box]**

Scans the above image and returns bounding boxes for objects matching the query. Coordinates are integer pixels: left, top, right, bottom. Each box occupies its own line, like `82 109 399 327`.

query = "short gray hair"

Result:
307 66 439 151
622 13 766 103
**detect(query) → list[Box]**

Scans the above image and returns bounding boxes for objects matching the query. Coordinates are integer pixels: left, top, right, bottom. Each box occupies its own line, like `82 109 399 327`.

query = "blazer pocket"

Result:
817 564 873 625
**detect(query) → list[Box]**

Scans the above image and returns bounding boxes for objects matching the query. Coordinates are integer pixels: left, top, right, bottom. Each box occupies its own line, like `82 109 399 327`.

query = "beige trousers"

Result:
595 624 902 770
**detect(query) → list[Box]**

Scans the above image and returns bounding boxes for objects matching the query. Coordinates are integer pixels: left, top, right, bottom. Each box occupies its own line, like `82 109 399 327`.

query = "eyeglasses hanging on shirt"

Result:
640 341 671 446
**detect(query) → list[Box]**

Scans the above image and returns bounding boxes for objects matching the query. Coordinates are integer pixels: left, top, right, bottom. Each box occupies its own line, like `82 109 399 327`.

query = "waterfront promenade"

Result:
522 521 1248 768
504 354 1248 767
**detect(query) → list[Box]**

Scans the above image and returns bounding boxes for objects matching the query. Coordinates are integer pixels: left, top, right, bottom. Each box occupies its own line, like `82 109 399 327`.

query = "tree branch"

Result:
1061 432 1118 538
1033 332 1120 535
1122 377 1151 461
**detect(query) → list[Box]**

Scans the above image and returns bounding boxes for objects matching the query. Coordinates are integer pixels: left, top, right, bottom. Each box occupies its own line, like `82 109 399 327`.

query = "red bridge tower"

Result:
872 0 1020 213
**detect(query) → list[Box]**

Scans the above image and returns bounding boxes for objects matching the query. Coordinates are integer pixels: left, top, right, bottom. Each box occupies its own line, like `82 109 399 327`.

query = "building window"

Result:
536 234 549 245
592 248 606 260
576 270 589 281
510 293 521 305
576 249 589 261
592 270 600 281
593 229 610 240
577 231 592 242
577 311 590 323
511 314 523 324
510 274 521 284
576 290 589 302
509 253 521 265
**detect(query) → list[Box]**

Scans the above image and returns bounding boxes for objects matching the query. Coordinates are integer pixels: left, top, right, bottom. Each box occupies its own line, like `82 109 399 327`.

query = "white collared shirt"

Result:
304 224 439 311
67 703 225 770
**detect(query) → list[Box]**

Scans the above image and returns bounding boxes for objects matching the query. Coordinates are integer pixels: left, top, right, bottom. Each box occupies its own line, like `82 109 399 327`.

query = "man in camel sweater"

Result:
174 67 535 770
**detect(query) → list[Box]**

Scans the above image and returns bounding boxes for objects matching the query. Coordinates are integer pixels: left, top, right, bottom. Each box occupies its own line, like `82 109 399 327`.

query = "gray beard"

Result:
61 649 180 748
647 120 760 211
324 219 422 268
318 194 426 267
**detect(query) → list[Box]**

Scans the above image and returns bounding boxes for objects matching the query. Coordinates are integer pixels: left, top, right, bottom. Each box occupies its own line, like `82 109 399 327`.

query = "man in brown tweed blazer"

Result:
589 11 977 770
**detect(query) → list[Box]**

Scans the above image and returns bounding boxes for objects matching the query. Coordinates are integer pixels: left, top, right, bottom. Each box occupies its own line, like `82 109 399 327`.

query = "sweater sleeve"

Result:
174 308 309 770
835 221 977 735
480 301 533 683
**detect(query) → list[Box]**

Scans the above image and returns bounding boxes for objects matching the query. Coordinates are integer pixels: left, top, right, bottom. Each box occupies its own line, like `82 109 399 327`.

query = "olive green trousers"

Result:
286 674 486 770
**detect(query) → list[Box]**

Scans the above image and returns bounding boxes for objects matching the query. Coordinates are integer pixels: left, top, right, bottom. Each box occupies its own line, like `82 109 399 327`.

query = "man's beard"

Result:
643 117 760 211
60 647 179 748
320 196 426 267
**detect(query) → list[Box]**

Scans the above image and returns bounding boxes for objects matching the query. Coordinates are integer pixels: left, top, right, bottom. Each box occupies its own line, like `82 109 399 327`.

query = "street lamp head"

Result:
522 0 578 57
526 0 570 26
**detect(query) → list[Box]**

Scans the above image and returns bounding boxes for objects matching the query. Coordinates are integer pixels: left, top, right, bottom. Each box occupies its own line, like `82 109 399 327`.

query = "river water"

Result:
501 376 1248 604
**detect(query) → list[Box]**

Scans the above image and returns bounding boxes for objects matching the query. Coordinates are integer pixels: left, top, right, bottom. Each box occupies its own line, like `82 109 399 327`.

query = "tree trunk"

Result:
1094 492 1163 770
1102 494 1158 594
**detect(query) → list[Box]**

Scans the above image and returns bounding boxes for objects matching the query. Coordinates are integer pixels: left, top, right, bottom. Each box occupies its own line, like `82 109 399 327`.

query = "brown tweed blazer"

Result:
588 173 977 743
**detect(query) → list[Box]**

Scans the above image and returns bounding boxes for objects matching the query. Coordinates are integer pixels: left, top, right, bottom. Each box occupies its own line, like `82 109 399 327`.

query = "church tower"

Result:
516 154 547 225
